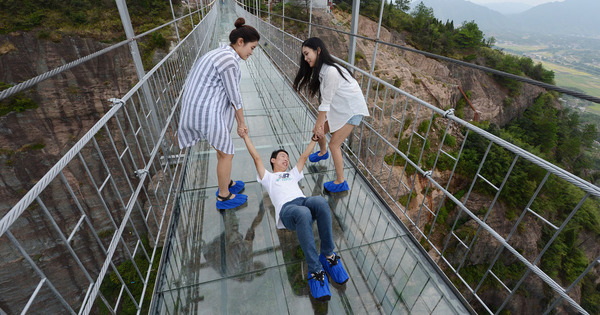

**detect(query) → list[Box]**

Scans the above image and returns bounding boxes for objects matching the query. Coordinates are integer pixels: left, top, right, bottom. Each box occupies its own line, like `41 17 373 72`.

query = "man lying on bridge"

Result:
241 132 350 301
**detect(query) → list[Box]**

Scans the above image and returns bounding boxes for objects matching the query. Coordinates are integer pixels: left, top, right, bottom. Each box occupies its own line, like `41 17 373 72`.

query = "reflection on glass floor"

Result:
152 5 470 314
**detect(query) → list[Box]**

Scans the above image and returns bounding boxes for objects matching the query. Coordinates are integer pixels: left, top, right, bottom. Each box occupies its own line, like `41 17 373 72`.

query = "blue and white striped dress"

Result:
178 44 243 154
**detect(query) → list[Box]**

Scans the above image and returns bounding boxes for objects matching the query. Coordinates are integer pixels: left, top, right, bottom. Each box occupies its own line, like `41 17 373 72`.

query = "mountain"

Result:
483 2 533 15
413 0 600 37
515 0 600 36
412 0 508 30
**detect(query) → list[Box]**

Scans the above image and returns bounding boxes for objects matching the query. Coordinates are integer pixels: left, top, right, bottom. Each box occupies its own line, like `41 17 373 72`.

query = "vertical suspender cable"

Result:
187 0 194 28
365 0 386 101
348 0 360 69
169 0 181 42
308 0 313 38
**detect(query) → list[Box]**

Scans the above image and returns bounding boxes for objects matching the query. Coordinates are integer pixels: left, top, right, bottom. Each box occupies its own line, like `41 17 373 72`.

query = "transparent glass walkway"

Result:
152 4 470 314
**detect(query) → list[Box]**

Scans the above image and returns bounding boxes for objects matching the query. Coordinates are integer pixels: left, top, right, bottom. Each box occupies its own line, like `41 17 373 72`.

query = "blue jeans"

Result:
347 114 363 126
280 196 334 274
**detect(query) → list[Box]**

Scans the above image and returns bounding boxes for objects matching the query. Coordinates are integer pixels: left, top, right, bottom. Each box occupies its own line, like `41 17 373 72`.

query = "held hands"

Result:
312 124 325 138
237 124 249 138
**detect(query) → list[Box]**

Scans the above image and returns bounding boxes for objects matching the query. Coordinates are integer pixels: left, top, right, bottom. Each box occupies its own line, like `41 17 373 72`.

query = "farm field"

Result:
495 43 600 99
538 60 600 98
587 103 600 115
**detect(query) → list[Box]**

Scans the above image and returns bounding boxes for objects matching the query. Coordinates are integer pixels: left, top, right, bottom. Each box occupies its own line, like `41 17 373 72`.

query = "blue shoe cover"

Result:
320 253 349 285
216 193 247 210
309 151 329 162
324 180 349 192
308 270 331 301
215 180 245 196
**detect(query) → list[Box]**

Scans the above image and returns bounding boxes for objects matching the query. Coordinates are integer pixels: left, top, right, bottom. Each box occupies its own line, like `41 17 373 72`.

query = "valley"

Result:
495 36 600 110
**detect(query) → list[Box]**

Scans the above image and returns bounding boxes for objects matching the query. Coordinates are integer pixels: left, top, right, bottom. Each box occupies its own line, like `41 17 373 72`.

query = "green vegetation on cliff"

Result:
0 82 37 116
383 92 599 312
454 93 600 311
0 0 196 71
0 0 179 42
97 235 161 314
456 93 599 226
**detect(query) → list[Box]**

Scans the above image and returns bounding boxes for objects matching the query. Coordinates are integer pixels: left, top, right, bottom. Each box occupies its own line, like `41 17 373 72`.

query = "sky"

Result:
468 0 564 5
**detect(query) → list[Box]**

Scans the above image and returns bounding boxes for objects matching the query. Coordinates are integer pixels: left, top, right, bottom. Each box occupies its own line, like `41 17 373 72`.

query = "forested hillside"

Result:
0 0 191 70
1 0 175 40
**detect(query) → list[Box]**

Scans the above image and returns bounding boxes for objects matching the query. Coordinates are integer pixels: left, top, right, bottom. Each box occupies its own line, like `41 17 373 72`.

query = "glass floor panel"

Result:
152 4 470 314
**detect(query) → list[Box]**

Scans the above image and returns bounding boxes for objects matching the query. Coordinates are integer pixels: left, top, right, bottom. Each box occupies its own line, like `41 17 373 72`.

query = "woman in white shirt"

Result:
293 37 369 192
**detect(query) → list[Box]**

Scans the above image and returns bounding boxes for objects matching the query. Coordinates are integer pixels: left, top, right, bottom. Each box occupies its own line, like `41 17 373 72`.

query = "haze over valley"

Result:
414 0 600 108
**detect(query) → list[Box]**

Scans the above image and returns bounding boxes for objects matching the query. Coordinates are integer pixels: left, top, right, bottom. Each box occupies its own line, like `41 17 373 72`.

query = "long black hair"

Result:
229 18 260 45
292 37 350 99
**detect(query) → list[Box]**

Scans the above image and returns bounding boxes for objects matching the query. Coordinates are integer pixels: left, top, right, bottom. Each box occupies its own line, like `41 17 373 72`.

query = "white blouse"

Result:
318 63 370 132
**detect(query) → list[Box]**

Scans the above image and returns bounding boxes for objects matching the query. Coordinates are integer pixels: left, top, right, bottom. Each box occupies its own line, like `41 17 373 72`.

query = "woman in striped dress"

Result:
178 18 260 209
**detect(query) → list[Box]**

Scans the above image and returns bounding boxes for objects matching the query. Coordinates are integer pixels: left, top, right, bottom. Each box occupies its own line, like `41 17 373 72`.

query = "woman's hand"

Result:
312 124 325 138
237 124 249 138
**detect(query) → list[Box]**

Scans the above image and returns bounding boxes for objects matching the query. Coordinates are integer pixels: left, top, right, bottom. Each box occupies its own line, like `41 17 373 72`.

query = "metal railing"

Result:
0 2 217 314
235 3 600 314
2 0 598 314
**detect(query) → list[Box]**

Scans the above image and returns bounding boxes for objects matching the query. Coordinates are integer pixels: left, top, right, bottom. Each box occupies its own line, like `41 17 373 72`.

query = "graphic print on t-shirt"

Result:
277 173 292 182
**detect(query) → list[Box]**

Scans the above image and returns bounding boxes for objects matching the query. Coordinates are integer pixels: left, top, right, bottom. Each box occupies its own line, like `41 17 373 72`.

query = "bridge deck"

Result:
152 4 470 314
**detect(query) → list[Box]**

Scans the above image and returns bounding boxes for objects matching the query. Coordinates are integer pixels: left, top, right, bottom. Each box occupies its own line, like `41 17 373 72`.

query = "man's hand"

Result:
297 134 319 172
241 130 265 179
237 124 249 138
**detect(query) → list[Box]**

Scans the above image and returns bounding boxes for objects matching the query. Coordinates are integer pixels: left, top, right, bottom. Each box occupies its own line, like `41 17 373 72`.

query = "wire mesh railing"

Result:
0 3 217 314
236 3 600 314
2 0 599 313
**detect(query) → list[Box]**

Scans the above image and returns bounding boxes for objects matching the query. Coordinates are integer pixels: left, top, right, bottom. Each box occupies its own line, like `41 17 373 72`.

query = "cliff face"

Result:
0 32 137 205
0 32 138 314
447 61 547 126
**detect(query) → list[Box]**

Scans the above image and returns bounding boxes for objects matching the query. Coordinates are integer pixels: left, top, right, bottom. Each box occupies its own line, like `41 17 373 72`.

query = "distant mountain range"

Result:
412 0 600 38
483 2 532 15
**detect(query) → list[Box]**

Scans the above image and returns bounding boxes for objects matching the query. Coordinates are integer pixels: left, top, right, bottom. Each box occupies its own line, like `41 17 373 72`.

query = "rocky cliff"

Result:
0 32 137 204
0 32 139 314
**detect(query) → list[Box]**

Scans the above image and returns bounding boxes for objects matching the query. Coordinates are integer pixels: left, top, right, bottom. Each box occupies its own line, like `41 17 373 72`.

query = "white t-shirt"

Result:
318 63 370 133
257 166 306 229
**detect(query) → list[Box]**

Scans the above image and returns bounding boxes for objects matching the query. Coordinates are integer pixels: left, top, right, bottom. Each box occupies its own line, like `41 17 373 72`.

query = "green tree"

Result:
410 2 435 31
1 0 174 35
455 21 484 50
520 93 559 152
393 0 410 12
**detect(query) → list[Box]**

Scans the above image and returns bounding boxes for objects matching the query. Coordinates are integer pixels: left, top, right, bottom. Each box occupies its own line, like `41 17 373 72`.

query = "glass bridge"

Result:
151 4 468 314
1 0 599 314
